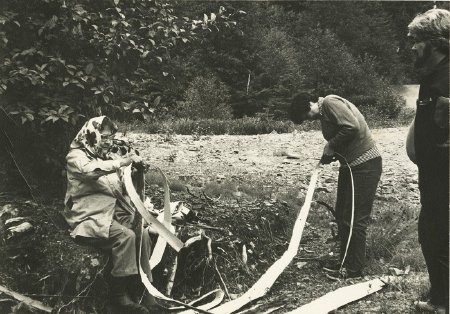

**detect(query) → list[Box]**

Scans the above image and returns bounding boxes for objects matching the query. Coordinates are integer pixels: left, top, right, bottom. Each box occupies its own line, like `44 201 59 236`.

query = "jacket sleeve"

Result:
67 149 122 181
323 97 360 150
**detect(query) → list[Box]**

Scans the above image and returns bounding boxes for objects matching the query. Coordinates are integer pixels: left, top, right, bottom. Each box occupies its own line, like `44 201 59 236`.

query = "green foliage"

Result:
0 1 432 194
0 0 240 193
180 73 232 119
133 117 296 135
0 0 238 125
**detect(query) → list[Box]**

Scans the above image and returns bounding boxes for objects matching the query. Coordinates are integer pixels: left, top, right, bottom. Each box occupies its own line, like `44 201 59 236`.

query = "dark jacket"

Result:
414 56 449 167
414 56 449 209
320 95 376 163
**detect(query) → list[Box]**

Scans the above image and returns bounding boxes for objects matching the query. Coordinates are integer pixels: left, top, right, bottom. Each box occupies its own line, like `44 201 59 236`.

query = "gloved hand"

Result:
320 154 336 165
320 143 336 164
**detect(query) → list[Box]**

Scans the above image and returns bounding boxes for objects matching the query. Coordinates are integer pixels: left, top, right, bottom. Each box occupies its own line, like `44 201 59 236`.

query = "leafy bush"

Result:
0 0 240 194
131 117 296 135
179 73 233 120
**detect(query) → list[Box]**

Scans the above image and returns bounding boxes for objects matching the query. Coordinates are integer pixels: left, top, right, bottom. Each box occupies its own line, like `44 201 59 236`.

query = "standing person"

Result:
407 8 449 313
64 116 157 313
290 93 382 279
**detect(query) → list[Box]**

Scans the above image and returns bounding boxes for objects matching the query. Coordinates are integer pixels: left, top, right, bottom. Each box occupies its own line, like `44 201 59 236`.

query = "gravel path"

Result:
130 126 419 204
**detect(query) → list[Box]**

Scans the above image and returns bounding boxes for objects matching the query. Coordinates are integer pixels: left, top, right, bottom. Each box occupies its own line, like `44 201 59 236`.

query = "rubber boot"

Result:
126 275 159 313
109 276 149 314
141 291 160 313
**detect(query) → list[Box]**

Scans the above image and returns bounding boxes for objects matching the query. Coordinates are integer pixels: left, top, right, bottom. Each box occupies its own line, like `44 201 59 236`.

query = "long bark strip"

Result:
210 164 321 314
123 166 183 252
0 285 52 313
169 289 224 311
285 276 396 314
126 166 222 313
149 168 174 268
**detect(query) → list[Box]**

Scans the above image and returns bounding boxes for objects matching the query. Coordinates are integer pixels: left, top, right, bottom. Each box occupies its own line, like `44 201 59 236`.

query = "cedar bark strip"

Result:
0 285 53 313
286 276 397 314
210 164 321 314
125 166 222 313
149 168 174 268
123 166 183 251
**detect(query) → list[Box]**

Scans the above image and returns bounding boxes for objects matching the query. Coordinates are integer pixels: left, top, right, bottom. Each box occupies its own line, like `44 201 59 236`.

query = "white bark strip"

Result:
0 285 53 313
210 164 321 314
286 276 396 314
149 168 173 268
123 166 183 252
126 166 221 313
178 290 226 314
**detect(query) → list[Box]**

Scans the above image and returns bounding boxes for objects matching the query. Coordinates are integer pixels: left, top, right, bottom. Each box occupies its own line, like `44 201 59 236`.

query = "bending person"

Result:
289 93 382 279
63 116 156 313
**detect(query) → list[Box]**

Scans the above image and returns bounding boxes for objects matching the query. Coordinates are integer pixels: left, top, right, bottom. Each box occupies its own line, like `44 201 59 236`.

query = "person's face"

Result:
99 127 115 150
303 102 320 120
410 36 432 68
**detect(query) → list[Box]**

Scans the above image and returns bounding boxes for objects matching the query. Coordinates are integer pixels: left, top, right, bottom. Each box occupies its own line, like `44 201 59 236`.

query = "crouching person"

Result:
289 93 382 279
63 116 157 313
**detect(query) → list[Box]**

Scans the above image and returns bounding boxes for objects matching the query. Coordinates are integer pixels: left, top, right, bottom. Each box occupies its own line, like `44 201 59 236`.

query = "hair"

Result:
408 8 450 55
100 116 118 134
289 91 316 124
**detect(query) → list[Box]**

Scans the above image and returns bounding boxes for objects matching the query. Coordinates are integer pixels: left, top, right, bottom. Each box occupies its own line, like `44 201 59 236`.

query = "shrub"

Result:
180 73 233 120
128 117 297 135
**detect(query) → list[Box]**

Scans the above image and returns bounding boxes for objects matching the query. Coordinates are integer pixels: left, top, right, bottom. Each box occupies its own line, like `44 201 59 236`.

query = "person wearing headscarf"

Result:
407 9 449 313
64 116 156 313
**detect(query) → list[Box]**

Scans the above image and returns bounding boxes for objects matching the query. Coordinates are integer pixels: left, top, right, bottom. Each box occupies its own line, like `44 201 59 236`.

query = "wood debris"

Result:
0 285 52 313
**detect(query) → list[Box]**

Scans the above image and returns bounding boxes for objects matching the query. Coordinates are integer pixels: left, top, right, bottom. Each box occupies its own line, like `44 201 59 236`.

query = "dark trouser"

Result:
335 157 382 273
418 157 449 308
75 205 153 280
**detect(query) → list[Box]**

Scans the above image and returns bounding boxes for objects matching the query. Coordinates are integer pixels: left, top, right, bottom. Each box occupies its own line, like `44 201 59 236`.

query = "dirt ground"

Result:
125 126 430 314
130 127 419 205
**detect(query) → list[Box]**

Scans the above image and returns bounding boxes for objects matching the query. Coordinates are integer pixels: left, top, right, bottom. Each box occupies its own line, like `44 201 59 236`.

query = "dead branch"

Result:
0 285 52 313
213 259 230 301
56 256 109 314
315 200 336 219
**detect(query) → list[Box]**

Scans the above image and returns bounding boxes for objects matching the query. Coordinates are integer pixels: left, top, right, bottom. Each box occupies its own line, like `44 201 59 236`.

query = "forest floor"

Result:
0 126 433 314
125 126 429 314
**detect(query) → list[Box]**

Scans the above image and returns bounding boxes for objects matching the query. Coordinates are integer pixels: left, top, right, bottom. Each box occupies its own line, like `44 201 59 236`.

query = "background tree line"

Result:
0 0 447 195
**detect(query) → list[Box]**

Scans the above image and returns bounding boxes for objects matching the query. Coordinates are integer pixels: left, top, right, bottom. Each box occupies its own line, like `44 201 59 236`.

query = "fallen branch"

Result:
213 259 231 301
210 164 321 314
0 285 52 313
285 276 397 314
315 200 336 219
185 222 225 232
166 255 178 296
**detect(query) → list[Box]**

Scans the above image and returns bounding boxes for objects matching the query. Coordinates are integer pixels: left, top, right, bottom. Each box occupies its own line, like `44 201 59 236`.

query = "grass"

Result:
117 106 413 137
195 173 425 274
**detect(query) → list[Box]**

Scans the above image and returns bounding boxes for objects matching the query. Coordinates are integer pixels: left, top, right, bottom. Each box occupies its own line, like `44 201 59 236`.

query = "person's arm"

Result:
67 149 139 181
434 96 449 129
322 97 360 151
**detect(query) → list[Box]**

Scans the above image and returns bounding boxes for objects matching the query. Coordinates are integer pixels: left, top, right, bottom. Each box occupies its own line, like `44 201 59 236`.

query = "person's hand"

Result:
130 154 143 164
120 154 142 167
320 154 336 165
320 143 335 165
434 96 449 129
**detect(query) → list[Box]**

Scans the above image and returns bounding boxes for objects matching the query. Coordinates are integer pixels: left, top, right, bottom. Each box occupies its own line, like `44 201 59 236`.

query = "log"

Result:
286 276 397 314
0 285 52 313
